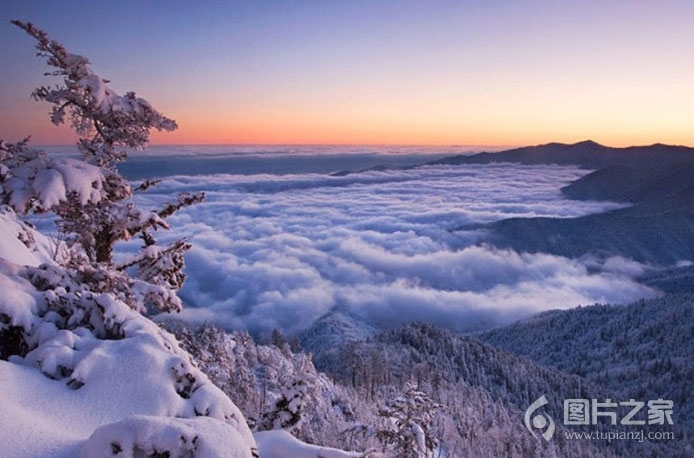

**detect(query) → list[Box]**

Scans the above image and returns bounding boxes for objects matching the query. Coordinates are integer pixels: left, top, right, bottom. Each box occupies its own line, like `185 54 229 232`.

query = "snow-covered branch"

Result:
3 22 203 315
12 20 177 167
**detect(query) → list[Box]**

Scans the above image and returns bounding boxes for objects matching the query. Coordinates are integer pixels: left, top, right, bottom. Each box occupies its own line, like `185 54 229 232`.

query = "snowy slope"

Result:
0 208 367 458
169 323 364 451
255 430 361 458
477 293 694 426
0 206 56 266
0 209 258 458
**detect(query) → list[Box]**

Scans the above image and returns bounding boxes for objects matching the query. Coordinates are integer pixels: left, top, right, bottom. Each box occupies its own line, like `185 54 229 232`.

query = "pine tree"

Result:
1 21 203 314
257 357 315 433
375 382 443 458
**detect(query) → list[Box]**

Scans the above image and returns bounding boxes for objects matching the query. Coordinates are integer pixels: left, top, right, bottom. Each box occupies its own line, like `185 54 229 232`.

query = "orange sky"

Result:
2 1 694 148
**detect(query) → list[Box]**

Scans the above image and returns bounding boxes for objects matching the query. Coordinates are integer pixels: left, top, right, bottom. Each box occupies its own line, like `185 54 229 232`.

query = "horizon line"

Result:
27 139 694 150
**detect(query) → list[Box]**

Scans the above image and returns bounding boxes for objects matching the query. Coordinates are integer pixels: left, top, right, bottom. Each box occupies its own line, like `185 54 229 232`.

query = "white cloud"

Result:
124 160 651 334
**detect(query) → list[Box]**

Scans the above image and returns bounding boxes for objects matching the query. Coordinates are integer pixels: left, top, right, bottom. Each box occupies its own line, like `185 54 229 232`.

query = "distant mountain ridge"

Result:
299 310 380 370
441 141 694 265
429 140 694 169
562 160 694 205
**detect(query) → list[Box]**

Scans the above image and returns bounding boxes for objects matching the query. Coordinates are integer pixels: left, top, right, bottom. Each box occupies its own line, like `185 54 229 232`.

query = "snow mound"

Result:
80 415 251 458
0 211 257 458
254 430 362 458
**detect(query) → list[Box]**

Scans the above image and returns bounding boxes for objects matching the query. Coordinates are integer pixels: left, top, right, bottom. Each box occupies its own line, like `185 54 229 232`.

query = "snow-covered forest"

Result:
1 21 692 458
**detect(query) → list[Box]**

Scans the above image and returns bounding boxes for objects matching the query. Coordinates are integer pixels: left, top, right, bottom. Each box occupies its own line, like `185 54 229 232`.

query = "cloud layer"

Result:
122 159 654 335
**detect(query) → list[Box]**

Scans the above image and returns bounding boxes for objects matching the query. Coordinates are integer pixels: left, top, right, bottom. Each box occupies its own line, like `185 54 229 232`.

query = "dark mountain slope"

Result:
322 323 596 409
481 202 694 264
482 161 694 265
447 144 694 265
562 160 694 204
477 293 694 426
430 140 694 169
298 310 380 370
315 322 687 457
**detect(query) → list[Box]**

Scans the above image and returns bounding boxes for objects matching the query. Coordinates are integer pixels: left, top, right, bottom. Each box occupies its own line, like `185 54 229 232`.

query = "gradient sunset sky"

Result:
1 0 692 147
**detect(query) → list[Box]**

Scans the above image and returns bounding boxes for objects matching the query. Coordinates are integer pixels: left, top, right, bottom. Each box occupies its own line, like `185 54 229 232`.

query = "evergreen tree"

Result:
375 382 442 458
257 357 315 433
1 21 203 315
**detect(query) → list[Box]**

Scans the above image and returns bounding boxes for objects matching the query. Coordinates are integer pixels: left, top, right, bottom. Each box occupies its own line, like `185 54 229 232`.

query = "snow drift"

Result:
0 207 258 458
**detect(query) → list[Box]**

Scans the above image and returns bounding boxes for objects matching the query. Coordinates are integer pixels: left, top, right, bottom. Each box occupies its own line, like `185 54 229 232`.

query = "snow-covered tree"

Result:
374 383 442 458
257 357 315 433
0 22 262 458
1 21 203 314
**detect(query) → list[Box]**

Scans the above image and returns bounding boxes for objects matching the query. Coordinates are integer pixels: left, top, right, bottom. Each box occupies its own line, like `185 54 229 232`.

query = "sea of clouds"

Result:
118 149 656 335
